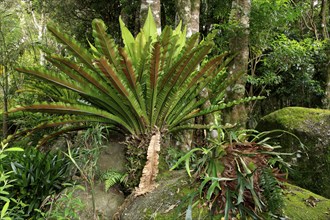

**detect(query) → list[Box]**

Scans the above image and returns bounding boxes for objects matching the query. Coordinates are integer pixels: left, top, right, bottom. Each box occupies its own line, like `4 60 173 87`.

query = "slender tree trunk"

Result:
30 1 47 65
190 0 200 34
321 0 330 108
2 66 8 139
176 0 211 147
324 48 330 108
176 0 192 35
224 0 251 128
176 0 200 36
321 0 329 39
140 0 161 34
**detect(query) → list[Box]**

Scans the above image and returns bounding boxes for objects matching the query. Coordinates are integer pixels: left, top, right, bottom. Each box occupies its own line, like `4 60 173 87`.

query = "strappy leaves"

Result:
12 8 258 143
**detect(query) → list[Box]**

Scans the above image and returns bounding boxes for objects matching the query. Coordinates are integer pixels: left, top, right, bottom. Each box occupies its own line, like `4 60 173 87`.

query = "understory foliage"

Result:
171 129 290 219
1 147 72 218
0 142 24 220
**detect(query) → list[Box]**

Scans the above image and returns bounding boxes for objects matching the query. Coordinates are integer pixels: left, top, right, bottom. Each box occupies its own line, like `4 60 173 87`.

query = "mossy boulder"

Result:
120 170 208 220
256 107 330 198
118 170 330 219
284 183 330 220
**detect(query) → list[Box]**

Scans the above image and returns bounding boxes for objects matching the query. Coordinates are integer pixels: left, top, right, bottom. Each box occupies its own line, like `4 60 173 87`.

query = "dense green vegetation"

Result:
0 0 329 219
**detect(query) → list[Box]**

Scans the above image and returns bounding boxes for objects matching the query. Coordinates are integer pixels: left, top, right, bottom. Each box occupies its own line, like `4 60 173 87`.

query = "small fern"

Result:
260 168 284 216
101 170 126 192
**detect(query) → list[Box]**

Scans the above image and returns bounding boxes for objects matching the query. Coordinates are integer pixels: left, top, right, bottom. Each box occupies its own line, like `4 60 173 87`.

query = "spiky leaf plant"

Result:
171 129 291 219
11 9 261 193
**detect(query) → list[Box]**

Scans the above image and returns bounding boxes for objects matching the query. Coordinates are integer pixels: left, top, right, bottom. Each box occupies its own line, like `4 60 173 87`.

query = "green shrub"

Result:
1 147 73 217
35 184 86 220
171 129 292 219
0 142 24 220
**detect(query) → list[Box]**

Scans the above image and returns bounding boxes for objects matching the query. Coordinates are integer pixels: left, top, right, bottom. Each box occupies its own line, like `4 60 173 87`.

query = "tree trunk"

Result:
190 0 200 34
140 0 161 34
2 65 8 139
176 0 209 147
321 0 329 108
224 0 251 128
325 63 330 109
30 1 47 65
176 0 192 35
320 0 329 39
176 0 200 36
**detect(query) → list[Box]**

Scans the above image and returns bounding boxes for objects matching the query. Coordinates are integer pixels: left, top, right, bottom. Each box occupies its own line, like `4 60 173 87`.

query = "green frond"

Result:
10 102 134 134
154 44 214 126
173 96 265 127
187 53 228 89
47 23 95 71
119 16 135 60
92 19 121 69
16 66 127 119
15 66 87 94
118 48 137 89
45 56 87 86
148 43 161 126
95 57 129 97
37 125 91 147
134 33 152 82
158 33 200 91
8 115 111 142
101 170 125 192
142 7 158 41
47 55 113 97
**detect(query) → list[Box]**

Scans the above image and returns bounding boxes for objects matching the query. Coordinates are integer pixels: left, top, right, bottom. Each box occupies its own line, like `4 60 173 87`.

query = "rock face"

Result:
73 183 125 219
65 141 127 219
256 107 330 198
120 170 208 220
118 171 330 220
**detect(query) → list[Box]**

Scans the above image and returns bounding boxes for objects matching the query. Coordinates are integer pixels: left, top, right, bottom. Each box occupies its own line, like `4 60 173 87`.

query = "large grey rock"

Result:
98 141 127 173
55 140 127 219
256 107 330 198
73 183 125 219
120 170 208 220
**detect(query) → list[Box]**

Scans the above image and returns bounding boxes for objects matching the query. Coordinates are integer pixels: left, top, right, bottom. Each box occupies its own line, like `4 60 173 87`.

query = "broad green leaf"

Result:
206 179 220 200
170 148 202 173
119 16 135 59
142 7 158 41
4 147 23 152
0 196 10 203
1 201 9 218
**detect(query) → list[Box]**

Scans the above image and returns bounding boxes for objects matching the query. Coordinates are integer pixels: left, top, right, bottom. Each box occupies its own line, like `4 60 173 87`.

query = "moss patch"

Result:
256 107 330 198
284 183 330 220
259 107 329 132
